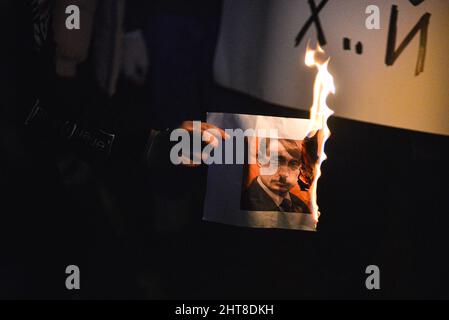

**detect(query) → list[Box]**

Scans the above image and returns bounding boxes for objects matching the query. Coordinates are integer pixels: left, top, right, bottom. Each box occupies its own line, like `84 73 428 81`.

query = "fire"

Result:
304 43 335 225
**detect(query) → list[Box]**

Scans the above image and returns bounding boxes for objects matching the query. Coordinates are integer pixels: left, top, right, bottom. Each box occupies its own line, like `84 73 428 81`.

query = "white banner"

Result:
214 0 449 136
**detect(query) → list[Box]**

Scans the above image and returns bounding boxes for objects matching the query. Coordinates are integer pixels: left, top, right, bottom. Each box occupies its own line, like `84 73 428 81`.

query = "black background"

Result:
0 0 448 299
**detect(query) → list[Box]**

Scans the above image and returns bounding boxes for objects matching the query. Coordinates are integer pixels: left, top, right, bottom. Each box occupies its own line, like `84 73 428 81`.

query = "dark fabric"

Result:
0 0 82 299
125 0 223 32
279 198 293 212
241 178 310 213
139 0 223 129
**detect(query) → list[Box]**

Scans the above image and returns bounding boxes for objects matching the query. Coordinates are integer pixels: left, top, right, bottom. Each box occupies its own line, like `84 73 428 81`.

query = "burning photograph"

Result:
240 137 316 214
203 112 318 231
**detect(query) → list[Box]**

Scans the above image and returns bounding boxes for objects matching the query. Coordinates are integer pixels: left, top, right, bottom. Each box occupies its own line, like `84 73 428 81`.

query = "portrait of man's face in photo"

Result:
240 137 312 214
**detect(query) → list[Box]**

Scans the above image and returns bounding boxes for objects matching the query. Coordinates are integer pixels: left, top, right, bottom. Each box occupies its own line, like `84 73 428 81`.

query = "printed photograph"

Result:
240 136 318 214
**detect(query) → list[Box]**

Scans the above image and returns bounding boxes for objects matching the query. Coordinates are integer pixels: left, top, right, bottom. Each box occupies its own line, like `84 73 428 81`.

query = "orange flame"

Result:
304 43 335 226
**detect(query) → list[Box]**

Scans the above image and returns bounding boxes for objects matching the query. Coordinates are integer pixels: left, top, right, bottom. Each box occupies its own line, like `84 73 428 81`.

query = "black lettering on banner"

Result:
295 0 330 47
385 5 431 76
409 0 425 6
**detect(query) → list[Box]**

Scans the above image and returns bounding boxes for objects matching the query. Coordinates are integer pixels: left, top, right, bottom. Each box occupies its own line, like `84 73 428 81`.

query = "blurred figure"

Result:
1 0 224 298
